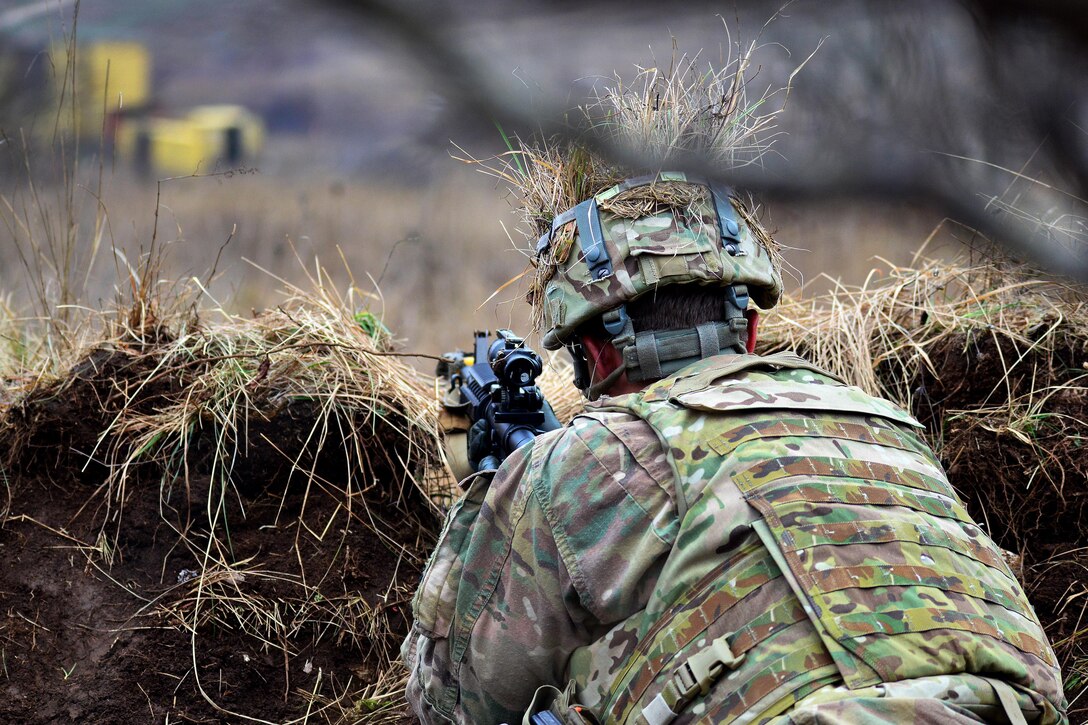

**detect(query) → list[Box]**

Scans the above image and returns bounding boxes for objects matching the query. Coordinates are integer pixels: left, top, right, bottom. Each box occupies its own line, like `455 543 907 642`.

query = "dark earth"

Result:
0 342 435 723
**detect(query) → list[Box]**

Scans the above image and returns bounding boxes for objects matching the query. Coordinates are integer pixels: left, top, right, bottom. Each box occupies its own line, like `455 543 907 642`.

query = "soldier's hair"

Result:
628 286 727 332
579 285 727 338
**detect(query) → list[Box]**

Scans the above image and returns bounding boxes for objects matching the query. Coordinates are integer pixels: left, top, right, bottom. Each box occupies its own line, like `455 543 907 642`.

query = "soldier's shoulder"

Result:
526 408 668 492
537 408 660 461
529 408 679 554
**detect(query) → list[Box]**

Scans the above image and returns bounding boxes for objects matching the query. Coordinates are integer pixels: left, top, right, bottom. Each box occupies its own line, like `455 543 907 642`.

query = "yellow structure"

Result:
82 41 151 111
43 40 264 175
50 40 151 138
116 104 265 176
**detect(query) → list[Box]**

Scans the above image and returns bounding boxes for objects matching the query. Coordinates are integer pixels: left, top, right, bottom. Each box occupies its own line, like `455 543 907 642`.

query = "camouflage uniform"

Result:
402 352 1067 724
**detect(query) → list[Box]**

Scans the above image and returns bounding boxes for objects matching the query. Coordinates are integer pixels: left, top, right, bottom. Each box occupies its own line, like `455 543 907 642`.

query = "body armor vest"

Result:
575 352 1062 724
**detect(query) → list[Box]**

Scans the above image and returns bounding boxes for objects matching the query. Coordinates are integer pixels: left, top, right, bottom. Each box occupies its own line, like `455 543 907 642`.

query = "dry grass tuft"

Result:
537 351 585 425
0 295 25 396
294 661 414 724
758 254 1087 434
102 270 440 522
458 23 806 239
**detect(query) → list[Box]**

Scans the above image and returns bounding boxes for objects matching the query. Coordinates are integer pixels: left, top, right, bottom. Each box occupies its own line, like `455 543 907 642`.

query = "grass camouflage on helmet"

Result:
457 35 800 396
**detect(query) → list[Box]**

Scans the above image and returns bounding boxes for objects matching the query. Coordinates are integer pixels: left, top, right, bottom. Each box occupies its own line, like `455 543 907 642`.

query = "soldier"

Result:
402 173 1067 724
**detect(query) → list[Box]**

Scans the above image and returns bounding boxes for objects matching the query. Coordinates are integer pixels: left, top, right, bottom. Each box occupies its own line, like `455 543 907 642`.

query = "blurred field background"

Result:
4 0 1049 359
0 164 956 358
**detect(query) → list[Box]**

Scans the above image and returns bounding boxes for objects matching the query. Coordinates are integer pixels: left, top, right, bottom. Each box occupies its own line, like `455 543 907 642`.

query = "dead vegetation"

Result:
0 265 446 723
757 249 1088 717
456 19 808 238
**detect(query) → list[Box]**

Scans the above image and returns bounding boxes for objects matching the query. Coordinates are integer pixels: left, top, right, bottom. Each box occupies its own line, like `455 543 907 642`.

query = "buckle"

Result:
671 660 719 705
725 284 749 312
670 637 745 709
601 305 629 337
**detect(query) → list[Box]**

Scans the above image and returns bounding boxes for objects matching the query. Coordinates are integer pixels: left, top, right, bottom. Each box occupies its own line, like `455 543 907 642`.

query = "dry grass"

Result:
582 27 795 173
97 269 440 523
293 661 414 725
0 161 523 362
537 351 584 425
759 253 1088 431
457 17 813 240
0 296 25 388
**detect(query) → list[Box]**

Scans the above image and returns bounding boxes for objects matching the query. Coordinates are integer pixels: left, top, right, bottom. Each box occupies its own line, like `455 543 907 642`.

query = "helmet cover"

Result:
531 172 783 350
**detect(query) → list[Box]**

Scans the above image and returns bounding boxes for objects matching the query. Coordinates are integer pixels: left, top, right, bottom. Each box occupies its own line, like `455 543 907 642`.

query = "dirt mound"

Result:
0 297 443 723
918 332 1088 551
1 469 417 723
759 258 1088 718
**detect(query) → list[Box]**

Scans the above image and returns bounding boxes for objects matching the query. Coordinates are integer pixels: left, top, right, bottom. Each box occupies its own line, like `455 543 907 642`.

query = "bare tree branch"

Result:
327 0 1088 280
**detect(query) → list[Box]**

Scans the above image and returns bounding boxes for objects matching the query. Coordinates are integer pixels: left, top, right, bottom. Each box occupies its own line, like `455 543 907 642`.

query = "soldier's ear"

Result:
745 309 759 354
581 334 622 379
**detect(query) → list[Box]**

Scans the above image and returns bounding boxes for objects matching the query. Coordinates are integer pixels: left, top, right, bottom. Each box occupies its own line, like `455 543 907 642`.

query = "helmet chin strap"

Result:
566 337 628 401
583 361 626 401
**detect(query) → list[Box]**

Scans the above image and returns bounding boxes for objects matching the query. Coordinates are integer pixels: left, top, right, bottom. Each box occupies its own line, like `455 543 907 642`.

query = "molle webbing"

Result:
727 430 1055 686
592 356 1059 722
601 538 840 724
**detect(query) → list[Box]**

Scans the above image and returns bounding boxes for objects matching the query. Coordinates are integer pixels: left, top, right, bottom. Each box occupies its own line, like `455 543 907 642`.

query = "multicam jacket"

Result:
402 353 1067 724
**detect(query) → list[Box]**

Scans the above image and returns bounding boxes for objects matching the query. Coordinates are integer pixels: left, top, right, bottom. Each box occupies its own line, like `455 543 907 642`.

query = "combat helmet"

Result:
531 171 783 398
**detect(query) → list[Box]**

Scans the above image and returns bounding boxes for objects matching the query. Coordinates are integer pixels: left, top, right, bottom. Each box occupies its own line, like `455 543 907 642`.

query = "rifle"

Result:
437 329 560 476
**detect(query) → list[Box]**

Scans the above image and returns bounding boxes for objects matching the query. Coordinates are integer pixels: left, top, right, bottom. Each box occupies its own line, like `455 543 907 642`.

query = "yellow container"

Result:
186 104 265 167
83 41 151 112
116 105 265 176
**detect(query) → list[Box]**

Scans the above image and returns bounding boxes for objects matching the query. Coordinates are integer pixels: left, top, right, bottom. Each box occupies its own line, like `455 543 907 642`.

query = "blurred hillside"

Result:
2 0 1079 356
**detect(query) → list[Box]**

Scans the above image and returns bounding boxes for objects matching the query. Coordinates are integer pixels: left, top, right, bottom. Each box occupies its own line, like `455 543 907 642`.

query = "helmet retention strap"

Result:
569 333 631 402
610 285 751 384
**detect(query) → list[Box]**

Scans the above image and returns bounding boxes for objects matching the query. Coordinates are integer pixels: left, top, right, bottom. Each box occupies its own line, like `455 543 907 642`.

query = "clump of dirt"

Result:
2 343 182 481
0 467 422 723
0 301 443 723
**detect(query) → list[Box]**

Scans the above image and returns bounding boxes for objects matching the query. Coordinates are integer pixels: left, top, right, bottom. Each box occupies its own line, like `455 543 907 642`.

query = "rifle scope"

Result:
444 329 553 471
